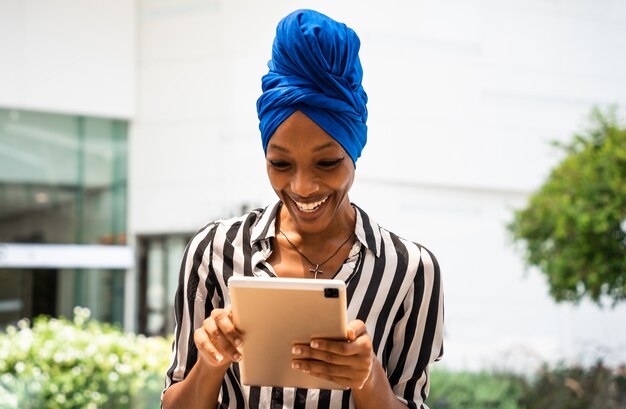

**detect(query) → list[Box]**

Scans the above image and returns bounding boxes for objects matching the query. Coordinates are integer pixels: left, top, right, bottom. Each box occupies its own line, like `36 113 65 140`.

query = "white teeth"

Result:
293 196 329 213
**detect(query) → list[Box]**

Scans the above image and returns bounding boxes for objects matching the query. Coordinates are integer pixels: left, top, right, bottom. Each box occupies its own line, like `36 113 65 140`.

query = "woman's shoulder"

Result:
189 202 279 242
384 226 439 265
353 204 432 248
354 204 439 270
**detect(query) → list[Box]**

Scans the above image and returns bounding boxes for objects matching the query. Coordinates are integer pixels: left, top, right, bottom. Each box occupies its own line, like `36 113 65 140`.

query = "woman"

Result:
162 9 444 409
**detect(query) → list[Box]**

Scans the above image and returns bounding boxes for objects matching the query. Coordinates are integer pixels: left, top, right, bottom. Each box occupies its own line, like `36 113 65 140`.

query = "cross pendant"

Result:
309 265 323 279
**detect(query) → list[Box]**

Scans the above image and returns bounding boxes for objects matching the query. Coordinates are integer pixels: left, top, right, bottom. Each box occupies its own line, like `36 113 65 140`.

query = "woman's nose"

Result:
290 169 319 196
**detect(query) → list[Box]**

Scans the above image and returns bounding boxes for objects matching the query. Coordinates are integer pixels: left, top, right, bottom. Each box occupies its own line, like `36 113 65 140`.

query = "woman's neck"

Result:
278 203 356 246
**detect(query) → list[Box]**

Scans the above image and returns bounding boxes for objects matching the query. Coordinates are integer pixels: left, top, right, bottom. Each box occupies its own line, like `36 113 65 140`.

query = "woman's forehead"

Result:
268 112 343 151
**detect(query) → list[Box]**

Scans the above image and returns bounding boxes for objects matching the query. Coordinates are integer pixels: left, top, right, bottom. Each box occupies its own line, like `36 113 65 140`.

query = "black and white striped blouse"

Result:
164 201 444 409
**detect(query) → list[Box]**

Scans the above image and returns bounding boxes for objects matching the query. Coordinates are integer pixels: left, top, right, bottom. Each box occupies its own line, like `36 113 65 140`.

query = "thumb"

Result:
347 319 367 341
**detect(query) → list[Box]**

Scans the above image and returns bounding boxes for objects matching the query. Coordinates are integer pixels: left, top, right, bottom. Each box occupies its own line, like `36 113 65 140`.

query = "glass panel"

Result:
146 240 166 335
0 269 30 328
140 235 190 336
0 108 127 245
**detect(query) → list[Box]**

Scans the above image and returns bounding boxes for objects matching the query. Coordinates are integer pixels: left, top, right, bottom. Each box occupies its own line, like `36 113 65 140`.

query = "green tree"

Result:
508 106 626 305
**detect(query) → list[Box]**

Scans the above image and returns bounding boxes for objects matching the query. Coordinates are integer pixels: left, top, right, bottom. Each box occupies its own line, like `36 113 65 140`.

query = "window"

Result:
0 108 128 326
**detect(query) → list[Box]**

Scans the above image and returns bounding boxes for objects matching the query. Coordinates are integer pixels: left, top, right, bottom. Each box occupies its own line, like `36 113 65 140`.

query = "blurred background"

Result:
1 0 626 406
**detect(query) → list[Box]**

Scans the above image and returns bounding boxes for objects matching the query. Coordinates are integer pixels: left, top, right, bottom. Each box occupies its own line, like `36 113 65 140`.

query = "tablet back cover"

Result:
229 277 348 390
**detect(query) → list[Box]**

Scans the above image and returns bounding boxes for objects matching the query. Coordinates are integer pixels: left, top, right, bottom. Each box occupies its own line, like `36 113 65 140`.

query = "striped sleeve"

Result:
389 245 444 409
162 222 219 396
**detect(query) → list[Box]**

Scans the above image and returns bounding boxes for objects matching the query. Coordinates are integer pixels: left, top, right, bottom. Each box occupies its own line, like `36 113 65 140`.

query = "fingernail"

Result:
235 338 243 347
292 346 301 355
310 341 319 349
233 353 242 362
292 361 300 369
214 353 223 363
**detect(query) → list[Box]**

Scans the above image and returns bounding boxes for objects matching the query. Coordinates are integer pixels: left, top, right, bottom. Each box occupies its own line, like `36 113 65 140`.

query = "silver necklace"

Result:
279 230 354 278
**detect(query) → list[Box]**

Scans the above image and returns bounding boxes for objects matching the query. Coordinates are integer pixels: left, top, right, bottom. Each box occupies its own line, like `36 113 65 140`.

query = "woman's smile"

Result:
290 195 330 213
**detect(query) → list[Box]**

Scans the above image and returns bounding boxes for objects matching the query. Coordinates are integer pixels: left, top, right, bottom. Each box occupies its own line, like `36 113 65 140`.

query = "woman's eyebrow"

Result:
312 142 336 152
267 141 337 153
267 143 290 152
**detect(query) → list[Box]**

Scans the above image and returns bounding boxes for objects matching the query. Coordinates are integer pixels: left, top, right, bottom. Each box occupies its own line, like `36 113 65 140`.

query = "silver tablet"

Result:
228 276 348 390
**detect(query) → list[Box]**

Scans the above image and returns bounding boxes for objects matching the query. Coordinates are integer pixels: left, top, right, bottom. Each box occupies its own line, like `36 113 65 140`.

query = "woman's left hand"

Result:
291 319 375 390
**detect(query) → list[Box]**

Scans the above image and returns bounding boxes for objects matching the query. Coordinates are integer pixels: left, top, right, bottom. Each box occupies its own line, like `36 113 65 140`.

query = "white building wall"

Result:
131 0 626 371
0 0 135 118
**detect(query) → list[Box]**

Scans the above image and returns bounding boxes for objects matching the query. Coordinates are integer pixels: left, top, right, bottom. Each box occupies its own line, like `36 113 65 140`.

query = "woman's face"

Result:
266 111 355 235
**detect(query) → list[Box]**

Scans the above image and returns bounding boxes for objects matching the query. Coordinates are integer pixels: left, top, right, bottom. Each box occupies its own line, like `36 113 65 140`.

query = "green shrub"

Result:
428 363 626 409
3 310 625 409
428 369 525 409
0 307 171 409
520 361 626 409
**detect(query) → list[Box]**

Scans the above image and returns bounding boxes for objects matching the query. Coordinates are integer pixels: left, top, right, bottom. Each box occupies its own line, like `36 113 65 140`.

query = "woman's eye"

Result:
318 158 344 168
269 160 290 169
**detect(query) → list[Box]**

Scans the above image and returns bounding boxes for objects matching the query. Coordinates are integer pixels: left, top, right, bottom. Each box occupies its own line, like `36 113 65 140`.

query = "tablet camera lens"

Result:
324 288 339 298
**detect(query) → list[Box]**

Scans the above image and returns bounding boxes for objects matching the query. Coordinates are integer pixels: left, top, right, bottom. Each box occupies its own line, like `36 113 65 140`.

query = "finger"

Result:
194 326 227 366
212 307 244 348
293 342 355 364
292 344 372 375
205 316 242 362
291 359 358 377
304 334 371 357
347 319 367 341
292 344 343 366
291 359 368 389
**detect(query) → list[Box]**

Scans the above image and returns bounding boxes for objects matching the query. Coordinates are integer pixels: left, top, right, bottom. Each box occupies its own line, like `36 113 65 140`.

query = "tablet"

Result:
228 276 348 390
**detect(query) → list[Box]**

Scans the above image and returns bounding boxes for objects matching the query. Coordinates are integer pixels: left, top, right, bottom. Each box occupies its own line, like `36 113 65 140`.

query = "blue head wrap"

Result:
257 9 368 165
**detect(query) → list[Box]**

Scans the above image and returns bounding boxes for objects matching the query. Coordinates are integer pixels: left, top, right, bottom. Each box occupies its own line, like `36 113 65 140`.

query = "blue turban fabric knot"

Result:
257 9 368 164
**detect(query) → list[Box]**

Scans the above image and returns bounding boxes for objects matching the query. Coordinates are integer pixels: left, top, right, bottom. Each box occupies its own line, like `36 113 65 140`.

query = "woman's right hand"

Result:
194 307 244 368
